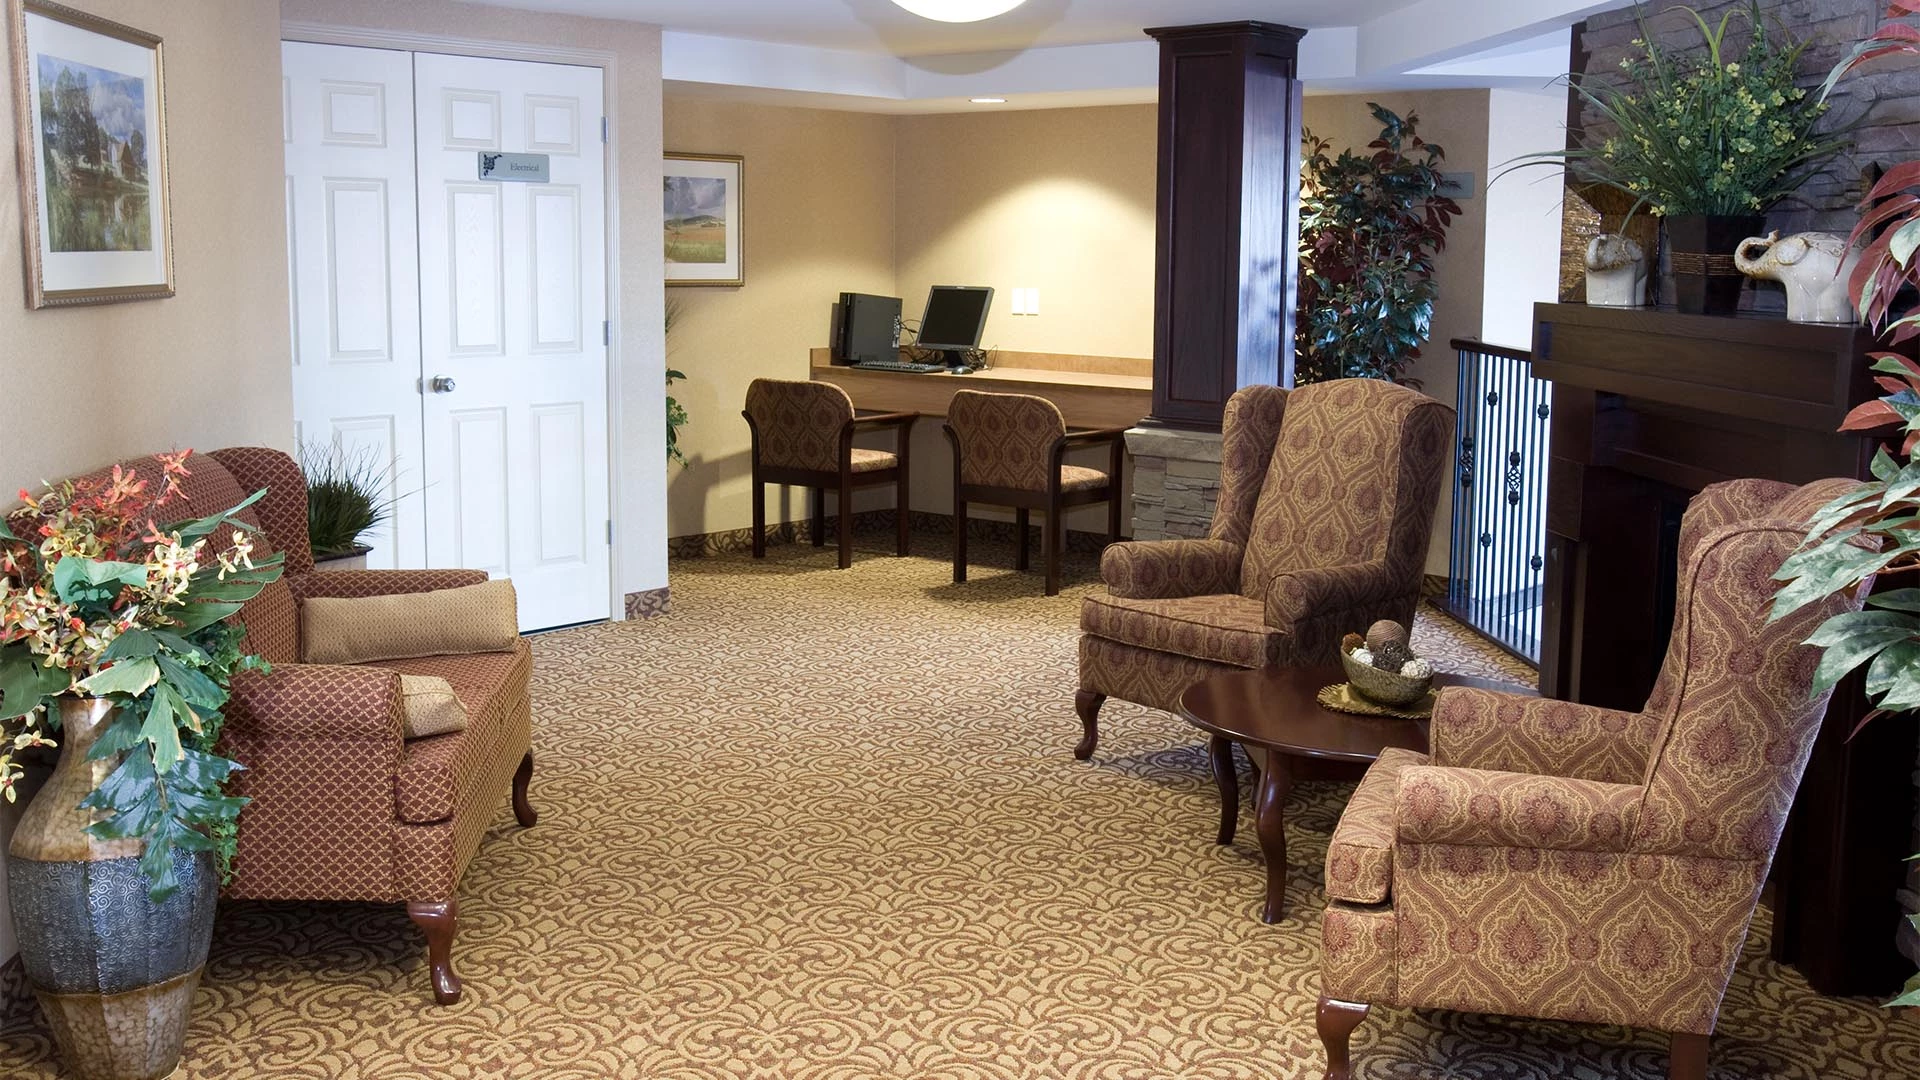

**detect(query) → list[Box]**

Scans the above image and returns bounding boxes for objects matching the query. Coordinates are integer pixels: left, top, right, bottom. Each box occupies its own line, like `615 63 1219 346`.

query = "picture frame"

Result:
7 0 172 308
664 152 743 287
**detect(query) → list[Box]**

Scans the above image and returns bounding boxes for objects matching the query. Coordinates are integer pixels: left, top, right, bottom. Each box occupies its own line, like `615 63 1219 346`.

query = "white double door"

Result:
284 42 610 630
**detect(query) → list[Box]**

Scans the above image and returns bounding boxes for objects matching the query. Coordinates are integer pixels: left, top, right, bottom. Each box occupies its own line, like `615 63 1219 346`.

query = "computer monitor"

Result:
835 292 902 365
915 286 994 356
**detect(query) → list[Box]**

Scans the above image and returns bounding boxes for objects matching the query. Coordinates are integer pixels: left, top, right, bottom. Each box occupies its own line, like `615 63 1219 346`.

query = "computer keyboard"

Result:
850 360 950 374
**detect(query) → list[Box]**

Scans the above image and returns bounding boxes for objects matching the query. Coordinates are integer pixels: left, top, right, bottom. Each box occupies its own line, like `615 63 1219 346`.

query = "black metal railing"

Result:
1444 338 1550 665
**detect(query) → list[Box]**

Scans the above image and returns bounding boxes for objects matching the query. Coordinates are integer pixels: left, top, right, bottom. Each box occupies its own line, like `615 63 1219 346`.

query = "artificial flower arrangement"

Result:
1553 1 1846 219
0 452 284 898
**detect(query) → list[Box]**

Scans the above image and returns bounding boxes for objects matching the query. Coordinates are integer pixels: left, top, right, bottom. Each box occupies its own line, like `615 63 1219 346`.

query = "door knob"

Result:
429 375 457 394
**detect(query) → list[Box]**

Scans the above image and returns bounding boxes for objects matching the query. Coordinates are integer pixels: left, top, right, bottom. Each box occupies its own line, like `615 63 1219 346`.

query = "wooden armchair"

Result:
942 389 1126 596
1316 478 1874 1079
1075 379 1452 758
743 378 918 568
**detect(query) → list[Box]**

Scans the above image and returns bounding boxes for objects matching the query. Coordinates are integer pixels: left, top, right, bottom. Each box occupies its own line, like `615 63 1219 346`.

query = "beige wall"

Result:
1303 89 1492 576
281 0 669 599
895 105 1158 359
0 0 293 963
664 100 1156 541
662 100 897 539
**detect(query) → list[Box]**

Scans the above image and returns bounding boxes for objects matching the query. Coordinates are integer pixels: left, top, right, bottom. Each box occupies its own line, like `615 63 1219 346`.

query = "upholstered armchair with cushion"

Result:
109 447 536 1007
1315 478 1872 1080
1074 378 1452 758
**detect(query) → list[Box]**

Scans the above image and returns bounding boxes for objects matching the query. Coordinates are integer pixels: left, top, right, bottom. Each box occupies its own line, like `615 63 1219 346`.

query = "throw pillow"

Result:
302 578 519 664
399 675 467 738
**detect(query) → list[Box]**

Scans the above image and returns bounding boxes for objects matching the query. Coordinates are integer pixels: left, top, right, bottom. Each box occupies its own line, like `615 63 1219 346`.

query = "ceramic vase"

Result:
1666 214 1765 315
6 698 218 1080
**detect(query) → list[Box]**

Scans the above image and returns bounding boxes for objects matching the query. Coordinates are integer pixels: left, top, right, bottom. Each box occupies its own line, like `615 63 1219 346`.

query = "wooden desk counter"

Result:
809 348 1151 431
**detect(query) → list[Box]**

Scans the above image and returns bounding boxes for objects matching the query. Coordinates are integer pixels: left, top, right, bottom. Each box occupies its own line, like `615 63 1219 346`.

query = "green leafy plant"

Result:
0 453 285 898
298 441 399 559
1542 2 1846 218
1295 103 1460 387
1771 1 1920 1010
665 296 689 467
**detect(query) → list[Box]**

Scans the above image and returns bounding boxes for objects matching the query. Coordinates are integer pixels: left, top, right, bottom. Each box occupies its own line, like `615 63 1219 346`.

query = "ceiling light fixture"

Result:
970 97 1008 104
890 1 1029 24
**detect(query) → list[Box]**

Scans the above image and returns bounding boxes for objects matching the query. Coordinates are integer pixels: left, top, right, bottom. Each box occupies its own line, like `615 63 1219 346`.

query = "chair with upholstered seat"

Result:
942 389 1126 596
743 378 918 569
1074 378 1451 759
1313 478 1873 1080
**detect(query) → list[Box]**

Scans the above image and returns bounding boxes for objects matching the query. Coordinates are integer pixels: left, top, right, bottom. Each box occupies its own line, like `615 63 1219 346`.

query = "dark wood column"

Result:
1144 21 1305 431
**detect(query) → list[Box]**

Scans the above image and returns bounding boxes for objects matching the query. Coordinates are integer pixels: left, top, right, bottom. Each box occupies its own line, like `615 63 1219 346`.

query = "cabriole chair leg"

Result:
512 750 537 827
1316 996 1370 1080
1074 689 1105 760
408 900 463 1006
1668 1032 1708 1080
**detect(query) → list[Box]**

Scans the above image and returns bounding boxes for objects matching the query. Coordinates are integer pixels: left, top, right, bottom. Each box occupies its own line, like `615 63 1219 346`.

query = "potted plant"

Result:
1771 0 1920 1010
665 295 690 467
0 451 284 1079
299 440 397 570
1542 2 1848 314
1295 103 1460 387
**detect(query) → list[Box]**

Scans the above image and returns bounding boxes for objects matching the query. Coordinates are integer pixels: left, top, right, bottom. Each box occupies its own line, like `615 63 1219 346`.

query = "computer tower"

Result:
833 292 902 365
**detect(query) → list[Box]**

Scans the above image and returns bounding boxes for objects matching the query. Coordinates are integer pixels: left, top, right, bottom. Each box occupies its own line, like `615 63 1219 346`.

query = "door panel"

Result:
283 42 424 570
414 53 609 630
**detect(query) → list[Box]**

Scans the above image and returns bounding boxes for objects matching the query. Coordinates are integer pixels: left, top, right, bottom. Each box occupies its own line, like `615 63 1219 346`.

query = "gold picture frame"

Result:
664 152 743 287
8 0 173 308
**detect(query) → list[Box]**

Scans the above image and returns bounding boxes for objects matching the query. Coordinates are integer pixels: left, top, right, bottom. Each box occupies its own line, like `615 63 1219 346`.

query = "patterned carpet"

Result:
3 537 1918 1078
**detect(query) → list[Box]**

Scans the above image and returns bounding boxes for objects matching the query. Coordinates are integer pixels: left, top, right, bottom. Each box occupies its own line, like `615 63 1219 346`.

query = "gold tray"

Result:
1317 682 1436 720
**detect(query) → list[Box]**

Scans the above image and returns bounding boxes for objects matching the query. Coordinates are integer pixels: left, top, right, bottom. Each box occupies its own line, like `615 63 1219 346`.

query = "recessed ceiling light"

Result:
891 1 1029 23
970 97 1008 104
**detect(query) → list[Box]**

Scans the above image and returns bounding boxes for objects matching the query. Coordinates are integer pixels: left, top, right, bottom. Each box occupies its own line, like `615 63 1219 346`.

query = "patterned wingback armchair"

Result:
1074 378 1452 758
102 447 536 1007
1315 478 1872 1080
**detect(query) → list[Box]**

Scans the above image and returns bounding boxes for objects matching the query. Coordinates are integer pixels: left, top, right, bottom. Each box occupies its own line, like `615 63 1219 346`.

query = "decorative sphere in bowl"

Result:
1340 645 1434 706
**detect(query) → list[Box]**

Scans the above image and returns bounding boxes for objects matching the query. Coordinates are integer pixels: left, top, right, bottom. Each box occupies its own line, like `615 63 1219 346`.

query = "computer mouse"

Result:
951 365 976 375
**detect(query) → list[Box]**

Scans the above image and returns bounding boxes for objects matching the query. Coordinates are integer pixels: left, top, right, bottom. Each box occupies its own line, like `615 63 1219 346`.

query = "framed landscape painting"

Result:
8 0 172 307
664 152 743 287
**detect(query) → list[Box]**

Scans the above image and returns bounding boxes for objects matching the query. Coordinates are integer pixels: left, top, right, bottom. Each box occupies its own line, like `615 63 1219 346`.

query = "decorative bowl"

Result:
1340 647 1434 707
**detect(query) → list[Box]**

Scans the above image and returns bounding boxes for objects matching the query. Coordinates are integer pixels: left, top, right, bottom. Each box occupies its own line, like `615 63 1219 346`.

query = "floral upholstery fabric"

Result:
1239 379 1451 604
1430 688 1661 785
1210 385 1290 549
947 390 1067 492
744 379 856 474
1082 592 1285 669
1100 539 1241 601
1319 478 1874 1038
1078 635 1243 715
1079 380 1451 719
1325 747 1419 905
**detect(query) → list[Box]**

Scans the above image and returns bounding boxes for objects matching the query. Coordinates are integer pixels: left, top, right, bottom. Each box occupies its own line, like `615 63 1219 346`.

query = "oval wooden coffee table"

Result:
1178 664 1532 923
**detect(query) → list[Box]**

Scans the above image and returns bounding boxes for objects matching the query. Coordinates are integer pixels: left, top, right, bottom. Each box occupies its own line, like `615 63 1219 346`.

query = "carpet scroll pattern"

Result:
2 540 1917 1078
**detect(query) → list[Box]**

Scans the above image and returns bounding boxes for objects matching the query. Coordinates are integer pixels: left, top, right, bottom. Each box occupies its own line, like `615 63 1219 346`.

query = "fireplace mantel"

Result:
1533 302 1914 996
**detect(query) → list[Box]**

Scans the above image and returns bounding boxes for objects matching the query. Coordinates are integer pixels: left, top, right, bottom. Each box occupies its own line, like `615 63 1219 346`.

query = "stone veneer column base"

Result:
1125 426 1224 542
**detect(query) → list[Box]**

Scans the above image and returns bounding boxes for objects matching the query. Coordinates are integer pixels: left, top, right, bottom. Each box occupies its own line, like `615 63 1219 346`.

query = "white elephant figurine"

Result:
1584 233 1647 307
1734 231 1861 324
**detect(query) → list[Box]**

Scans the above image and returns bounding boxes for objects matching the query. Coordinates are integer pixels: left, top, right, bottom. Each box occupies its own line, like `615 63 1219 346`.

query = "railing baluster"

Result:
1443 338 1548 666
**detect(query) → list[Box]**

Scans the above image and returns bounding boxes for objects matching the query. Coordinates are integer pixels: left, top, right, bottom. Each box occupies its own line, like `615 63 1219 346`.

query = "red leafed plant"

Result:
1774 0 1920 1008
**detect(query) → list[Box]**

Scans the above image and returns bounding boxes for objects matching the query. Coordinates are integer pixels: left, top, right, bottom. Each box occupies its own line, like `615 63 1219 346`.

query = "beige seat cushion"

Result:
1060 465 1107 492
302 578 519 665
849 448 898 473
1080 591 1284 669
399 675 468 739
